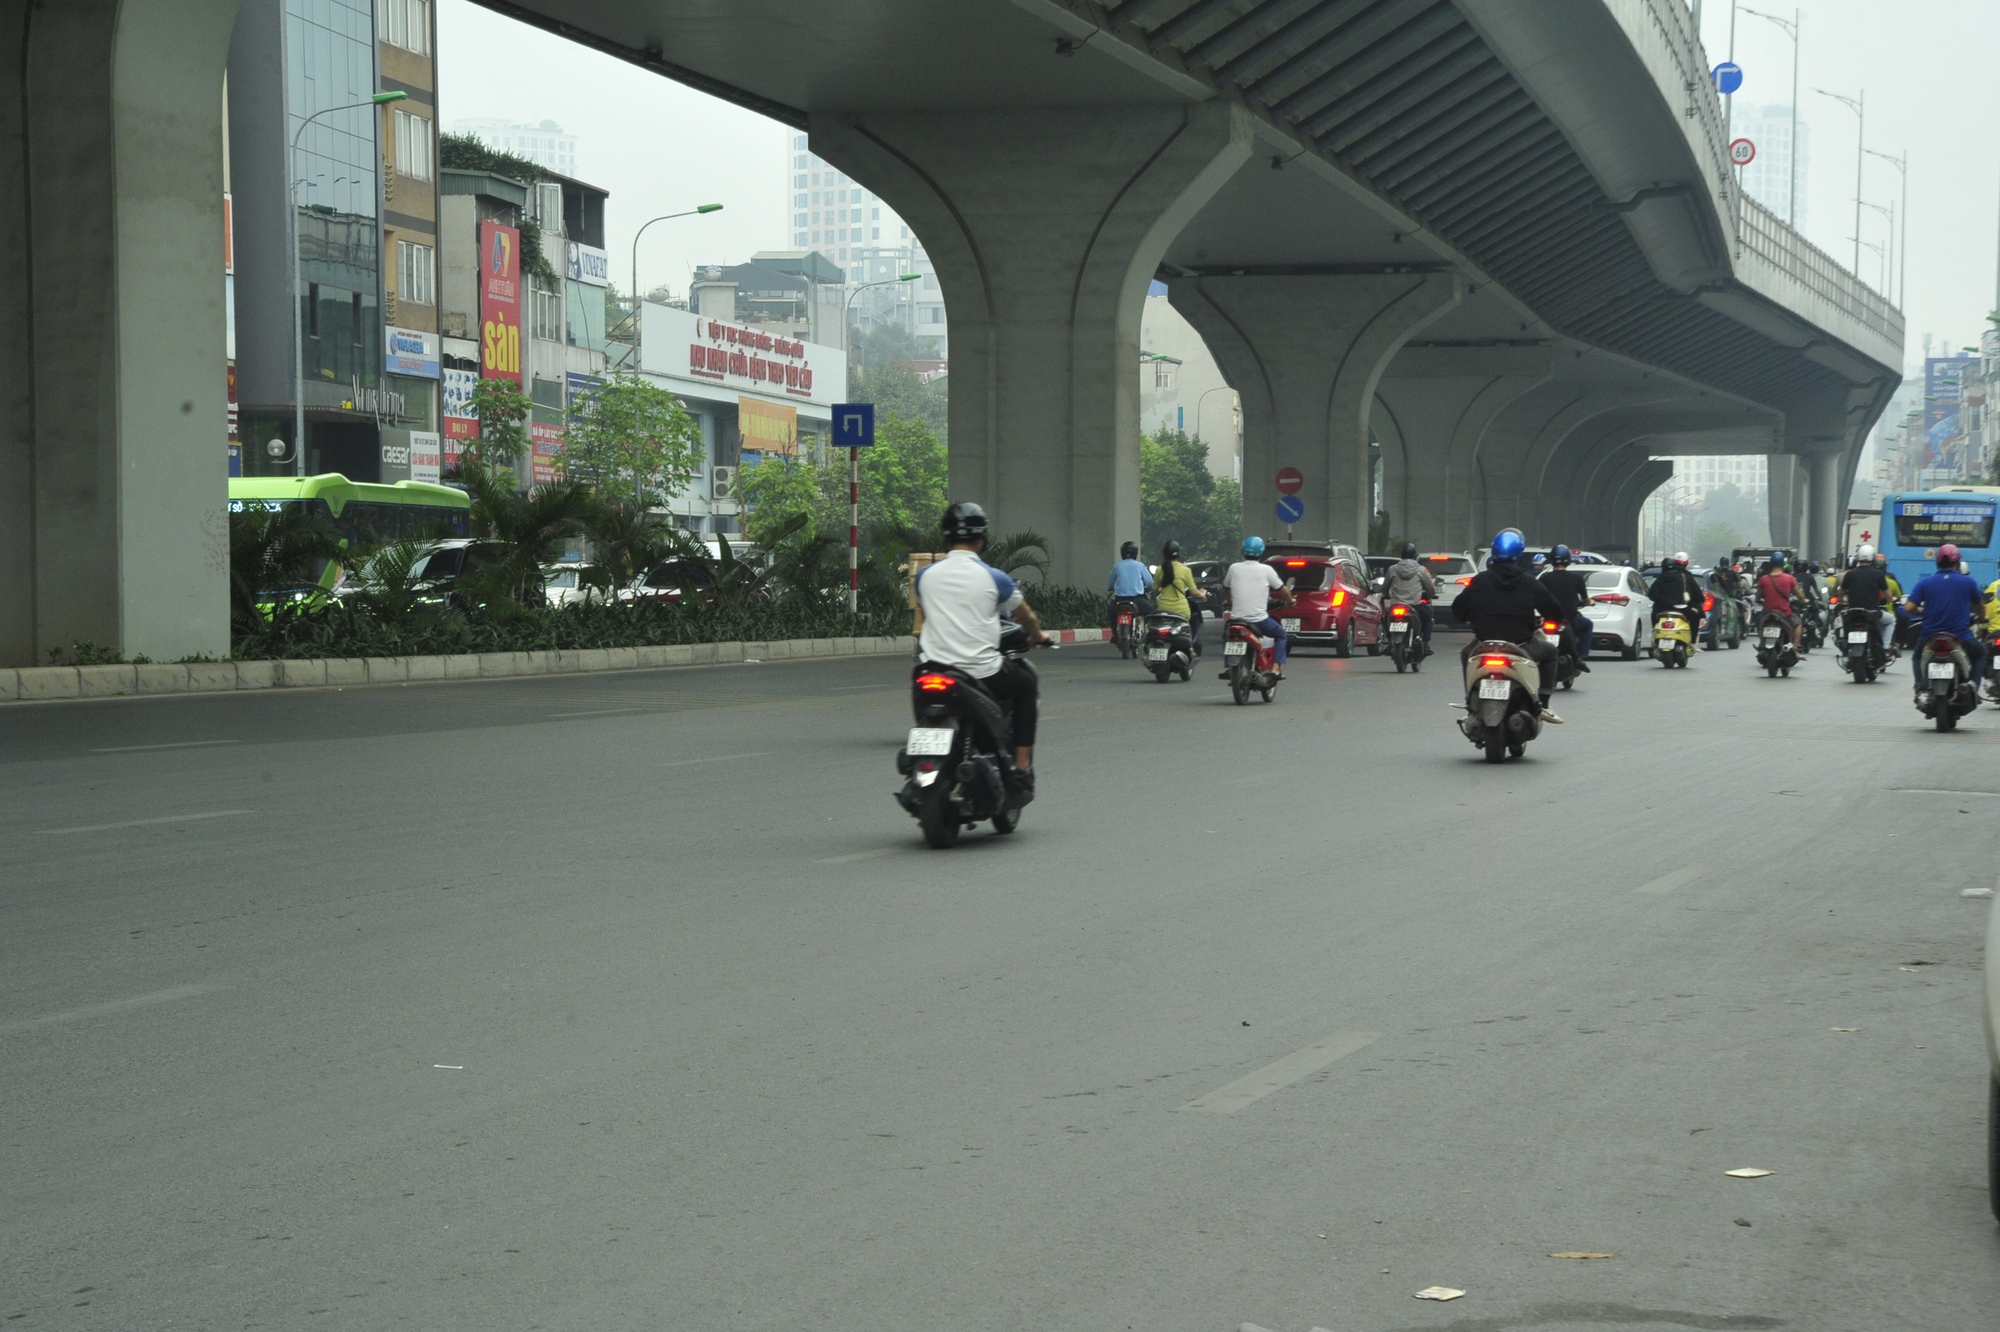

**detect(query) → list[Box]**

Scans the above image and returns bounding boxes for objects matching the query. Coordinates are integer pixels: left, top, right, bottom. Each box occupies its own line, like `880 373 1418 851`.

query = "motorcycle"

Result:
895 621 1039 848
1652 604 1697 669
1543 618 1580 690
1838 605 1886 683
1110 596 1146 659
1800 599 1828 652
1141 612 1196 683
1915 633 1980 732
1385 601 1427 673
1754 614 1799 677
1221 619 1281 705
1458 639 1546 763
1987 631 2000 703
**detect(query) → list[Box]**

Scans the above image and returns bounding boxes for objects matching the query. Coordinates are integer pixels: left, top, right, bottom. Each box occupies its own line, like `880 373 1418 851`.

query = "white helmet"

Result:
1856 543 1875 562
1672 551 1689 566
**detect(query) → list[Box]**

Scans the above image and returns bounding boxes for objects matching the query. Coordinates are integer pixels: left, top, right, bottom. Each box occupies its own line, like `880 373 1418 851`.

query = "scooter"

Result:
1838 606 1886 683
1652 604 1697 669
1543 618 1580 690
1458 639 1546 763
1915 633 1980 732
1385 601 1427 673
1221 620 1280 705
895 621 1038 848
1110 597 1145 659
1800 599 1828 652
1141 612 1196 683
1755 614 1799 678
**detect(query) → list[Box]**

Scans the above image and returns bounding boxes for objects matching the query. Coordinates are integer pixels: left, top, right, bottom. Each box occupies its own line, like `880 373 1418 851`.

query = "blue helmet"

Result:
1242 535 1266 559
1550 544 1573 564
1490 529 1526 563
1770 551 1786 568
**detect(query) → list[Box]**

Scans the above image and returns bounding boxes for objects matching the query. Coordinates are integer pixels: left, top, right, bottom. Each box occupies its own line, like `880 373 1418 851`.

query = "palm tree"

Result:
579 502 677 602
985 530 1052 583
228 504 346 628
453 456 598 610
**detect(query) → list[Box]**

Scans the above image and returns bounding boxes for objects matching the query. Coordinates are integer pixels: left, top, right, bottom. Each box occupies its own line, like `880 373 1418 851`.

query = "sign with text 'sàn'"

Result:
478 220 522 386
739 396 799 456
834 402 875 448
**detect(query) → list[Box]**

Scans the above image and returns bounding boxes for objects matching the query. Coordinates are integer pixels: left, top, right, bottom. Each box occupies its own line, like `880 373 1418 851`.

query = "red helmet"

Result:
1938 542 1961 566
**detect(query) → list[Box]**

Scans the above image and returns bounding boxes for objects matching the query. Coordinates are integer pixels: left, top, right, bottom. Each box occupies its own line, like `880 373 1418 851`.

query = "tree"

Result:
452 454 597 610
563 373 705 509
465 378 531 477
1140 427 1237 560
737 409 949 549
227 504 346 628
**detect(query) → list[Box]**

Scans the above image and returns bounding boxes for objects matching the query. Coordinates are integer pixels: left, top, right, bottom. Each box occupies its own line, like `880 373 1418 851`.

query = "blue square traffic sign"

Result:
833 402 875 448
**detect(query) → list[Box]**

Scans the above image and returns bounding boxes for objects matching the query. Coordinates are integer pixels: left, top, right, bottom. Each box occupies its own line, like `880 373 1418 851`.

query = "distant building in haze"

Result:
452 117 579 176
1732 103 1808 230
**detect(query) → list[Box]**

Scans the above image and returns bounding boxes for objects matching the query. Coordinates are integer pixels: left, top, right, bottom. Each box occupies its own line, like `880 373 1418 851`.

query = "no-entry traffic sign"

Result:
1275 466 1303 496
1276 494 1305 525
1729 138 1756 167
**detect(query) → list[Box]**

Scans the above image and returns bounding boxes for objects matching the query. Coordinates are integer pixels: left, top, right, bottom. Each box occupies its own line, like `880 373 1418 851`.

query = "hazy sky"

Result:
440 0 1995 371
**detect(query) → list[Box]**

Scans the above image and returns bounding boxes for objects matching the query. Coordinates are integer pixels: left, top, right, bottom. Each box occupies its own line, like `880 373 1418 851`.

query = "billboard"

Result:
738 396 798 456
1924 355 1973 479
567 241 610 286
479 220 522 386
385 326 441 379
409 430 442 485
530 421 565 485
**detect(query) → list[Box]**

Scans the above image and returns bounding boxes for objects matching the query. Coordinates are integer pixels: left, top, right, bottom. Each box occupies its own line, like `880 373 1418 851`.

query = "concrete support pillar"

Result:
811 103 1252 585
1477 389 1678 544
1170 271 1460 548
1768 455 1806 549
1610 460 1673 560
1372 345 1552 553
0 0 237 668
1806 450 1844 562
1576 443 1656 551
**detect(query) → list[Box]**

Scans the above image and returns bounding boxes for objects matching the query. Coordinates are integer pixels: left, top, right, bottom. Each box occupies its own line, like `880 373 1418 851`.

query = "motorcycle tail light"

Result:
1390 604 1409 618
1481 656 1510 668
916 673 956 692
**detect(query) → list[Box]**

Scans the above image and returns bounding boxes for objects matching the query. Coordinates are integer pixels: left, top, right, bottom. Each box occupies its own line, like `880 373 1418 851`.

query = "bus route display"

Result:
1892 499 1995 549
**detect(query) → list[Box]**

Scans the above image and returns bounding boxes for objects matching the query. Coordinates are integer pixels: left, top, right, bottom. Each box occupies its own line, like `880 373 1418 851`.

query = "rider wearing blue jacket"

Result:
1900 541 1988 691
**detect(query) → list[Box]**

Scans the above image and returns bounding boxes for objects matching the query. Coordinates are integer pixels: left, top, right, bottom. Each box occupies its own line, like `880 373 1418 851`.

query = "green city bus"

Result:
227 473 471 592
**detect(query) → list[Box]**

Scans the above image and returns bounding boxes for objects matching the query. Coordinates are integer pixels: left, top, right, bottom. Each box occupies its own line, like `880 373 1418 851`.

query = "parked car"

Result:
1263 552 1383 658
543 561 604 607
1576 564 1654 659
622 557 767 607
338 538 513 609
1187 560 1228 603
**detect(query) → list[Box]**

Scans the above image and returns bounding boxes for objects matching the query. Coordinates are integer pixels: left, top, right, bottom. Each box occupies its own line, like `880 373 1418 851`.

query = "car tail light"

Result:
916 673 956 692
1703 594 1715 612
1284 559 1308 567
1480 656 1511 669
1456 576 1472 586
1593 593 1629 605
1330 589 1347 607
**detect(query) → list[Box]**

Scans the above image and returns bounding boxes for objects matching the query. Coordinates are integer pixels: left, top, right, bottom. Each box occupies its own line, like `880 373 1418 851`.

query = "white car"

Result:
543 562 603 607
1986 894 1999 1222
1575 565 1654 659
1420 553 1476 610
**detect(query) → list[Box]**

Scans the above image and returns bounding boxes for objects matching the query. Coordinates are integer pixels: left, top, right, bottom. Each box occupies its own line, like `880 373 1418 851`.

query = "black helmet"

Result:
1120 541 1139 560
1163 540 1182 560
941 501 989 544
1550 543 1572 565
1400 541 1418 559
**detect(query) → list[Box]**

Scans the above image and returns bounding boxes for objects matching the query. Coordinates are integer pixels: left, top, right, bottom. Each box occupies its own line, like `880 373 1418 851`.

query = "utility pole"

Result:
1741 7 1800 227
1866 148 1909 307
1813 87 1865 274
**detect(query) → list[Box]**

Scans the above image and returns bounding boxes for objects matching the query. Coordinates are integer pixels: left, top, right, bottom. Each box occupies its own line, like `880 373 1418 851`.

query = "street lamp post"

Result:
290 90 405 476
841 273 921 612
1193 383 1234 444
1739 6 1800 228
1812 86 1865 275
1864 148 1909 307
619 203 724 368
1859 201 1894 297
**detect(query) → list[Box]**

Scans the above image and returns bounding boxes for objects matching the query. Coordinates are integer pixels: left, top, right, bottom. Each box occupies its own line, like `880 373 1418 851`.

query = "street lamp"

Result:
1865 148 1909 307
289 90 404 476
618 204 725 367
1812 86 1865 276
1193 383 1234 443
1859 200 1894 297
843 272 924 352
1739 6 1799 228
1855 236 1885 293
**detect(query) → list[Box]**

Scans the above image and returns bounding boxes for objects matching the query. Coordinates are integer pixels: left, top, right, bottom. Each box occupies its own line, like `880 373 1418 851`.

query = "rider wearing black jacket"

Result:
1455 534 1569 719
1537 545 1594 673
1647 555 1703 623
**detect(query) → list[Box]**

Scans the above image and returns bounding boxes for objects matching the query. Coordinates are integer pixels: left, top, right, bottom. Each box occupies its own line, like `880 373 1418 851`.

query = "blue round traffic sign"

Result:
1276 494 1305 525
1712 61 1743 95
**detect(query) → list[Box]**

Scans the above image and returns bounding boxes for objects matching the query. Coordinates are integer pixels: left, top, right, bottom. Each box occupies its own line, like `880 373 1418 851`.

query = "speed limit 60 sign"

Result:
1729 137 1756 167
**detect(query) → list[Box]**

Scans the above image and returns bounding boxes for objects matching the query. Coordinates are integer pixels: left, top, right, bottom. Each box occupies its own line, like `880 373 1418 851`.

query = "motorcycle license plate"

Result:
905 727 955 756
1389 622 1408 633
1478 677 1512 700
1223 641 1248 657
1282 619 1301 633
1848 631 1869 643
1928 663 1955 680
1145 648 1168 662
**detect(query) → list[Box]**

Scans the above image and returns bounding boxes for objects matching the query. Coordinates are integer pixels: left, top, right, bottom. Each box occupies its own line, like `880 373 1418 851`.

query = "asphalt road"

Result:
3 633 1996 1331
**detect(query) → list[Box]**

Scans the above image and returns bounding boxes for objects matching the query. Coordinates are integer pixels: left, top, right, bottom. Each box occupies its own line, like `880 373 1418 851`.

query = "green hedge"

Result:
231 585 1111 660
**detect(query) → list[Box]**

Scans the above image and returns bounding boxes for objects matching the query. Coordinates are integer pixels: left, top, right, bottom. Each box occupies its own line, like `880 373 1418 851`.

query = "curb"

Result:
0 635 920 704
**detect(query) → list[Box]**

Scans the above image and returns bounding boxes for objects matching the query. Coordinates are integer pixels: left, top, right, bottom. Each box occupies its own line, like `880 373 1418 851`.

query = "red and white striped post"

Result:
848 445 860 613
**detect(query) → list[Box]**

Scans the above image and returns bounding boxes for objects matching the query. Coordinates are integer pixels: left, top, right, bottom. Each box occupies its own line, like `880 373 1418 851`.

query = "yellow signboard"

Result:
738 397 798 456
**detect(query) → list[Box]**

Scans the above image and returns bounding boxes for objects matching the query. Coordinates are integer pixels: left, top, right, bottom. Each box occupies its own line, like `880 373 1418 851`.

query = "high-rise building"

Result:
1731 103 1808 229
784 133 947 358
1663 455 1769 501
228 0 441 479
453 117 579 176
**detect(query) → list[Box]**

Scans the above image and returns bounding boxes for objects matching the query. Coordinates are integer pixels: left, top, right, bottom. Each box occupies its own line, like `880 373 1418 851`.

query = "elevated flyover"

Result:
0 0 1900 665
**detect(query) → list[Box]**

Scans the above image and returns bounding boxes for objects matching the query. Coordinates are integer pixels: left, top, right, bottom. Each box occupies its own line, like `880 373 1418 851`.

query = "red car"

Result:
1264 553 1384 657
